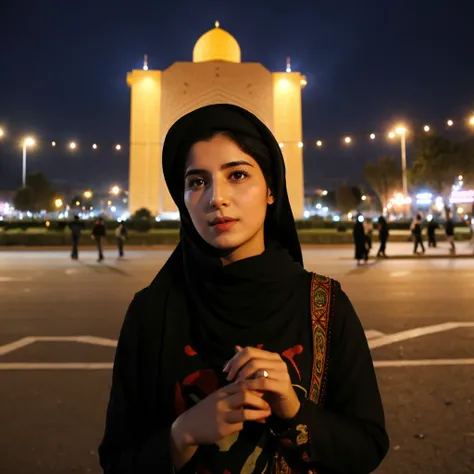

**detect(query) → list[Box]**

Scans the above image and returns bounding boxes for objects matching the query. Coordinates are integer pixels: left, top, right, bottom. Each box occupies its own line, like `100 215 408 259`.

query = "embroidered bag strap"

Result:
274 273 335 473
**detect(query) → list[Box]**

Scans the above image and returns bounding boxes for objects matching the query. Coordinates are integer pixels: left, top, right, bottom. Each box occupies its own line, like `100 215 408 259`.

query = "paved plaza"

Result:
0 244 473 473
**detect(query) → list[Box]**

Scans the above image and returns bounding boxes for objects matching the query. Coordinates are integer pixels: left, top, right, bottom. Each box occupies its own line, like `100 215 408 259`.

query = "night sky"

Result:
1 0 473 194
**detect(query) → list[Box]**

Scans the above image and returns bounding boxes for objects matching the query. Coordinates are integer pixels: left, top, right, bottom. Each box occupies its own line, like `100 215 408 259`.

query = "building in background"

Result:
127 22 306 219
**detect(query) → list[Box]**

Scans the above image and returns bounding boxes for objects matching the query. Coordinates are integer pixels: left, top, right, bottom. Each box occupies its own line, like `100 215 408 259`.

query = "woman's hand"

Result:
224 346 301 420
172 381 271 448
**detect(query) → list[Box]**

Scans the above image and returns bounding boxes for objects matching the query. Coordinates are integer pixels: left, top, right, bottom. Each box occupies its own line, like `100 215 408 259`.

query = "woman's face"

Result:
184 134 274 262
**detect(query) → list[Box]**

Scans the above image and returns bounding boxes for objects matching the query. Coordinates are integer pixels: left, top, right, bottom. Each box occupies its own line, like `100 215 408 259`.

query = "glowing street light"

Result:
469 116 474 126
115 144 122 151
370 133 376 140
84 190 93 199
110 185 120 196
92 143 98 150
298 141 304 148
447 119 454 127
69 141 77 150
316 140 323 147
0 128 4 138
344 136 352 144
54 198 63 209
22 137 36 188
361 195 367 201
52 141 57 147
424 125 430 132
388 131 396 139
392 125 408 196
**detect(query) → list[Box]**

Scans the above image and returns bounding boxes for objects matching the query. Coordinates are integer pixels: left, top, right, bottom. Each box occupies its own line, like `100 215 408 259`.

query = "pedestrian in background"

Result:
69 215 83 260
115 221 128 258
92 217 106 262
376 215 389 258
427 218 439 248
445 211 456 254
353 214 368 264
411 213 425 255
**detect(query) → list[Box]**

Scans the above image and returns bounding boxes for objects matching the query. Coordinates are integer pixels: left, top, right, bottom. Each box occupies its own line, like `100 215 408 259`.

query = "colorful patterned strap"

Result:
273 273 335 474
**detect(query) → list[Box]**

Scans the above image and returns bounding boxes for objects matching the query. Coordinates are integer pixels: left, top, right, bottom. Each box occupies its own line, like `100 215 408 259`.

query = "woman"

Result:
99 104 389 474
353 215 368 264
376 216 389 258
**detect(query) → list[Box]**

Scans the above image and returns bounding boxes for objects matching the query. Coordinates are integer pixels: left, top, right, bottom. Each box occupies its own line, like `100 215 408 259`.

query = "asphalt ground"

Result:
0 244 473 474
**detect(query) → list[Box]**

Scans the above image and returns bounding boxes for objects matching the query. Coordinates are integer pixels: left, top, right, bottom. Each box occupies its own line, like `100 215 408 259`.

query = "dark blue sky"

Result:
1 0 473 193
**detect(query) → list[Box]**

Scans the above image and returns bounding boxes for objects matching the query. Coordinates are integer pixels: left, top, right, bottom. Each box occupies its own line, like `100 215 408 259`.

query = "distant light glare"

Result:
52 141 56 147
115 144 122 151
388 131 396 139
298 141 303 148
279 142 284 148
469 116 474 126
0 128 4 138
69 141 77 150
344 136 351 144
395 126 407 135
24 137 35 147
370 133 376 140
424 125 430 132
447 119 454 127
92 143 98 150
316 140 322 147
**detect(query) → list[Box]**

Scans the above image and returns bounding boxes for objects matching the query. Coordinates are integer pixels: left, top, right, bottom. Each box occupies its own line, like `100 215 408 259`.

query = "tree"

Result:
25 172 56 211
364 156 401 210
336 185 360 214
409 133 460 197
13 187 35 211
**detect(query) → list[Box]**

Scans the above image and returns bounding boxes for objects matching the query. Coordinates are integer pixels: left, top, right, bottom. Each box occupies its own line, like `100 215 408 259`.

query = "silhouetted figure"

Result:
363 219 374 253
92 217 106 262
445 213 456 254
69 215 83 260
115 222 128 258
411 214 425 254
353 215 368 264
377 216 389 258
427 219 439 248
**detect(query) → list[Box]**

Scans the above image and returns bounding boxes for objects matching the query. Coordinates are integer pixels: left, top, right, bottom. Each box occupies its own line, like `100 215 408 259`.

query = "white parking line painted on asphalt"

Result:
0 276 32 282
1 359 474 370
0 335 118 355
369 322 474 349
390 271 411 278
0 337 37 356
0 363 113 370
365 330 385 340
374 359 474 368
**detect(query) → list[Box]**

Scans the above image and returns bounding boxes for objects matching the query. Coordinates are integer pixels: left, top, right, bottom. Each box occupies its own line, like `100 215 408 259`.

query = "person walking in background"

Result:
376 215 389 258
353 214 368 264
92 217 106 262
427 218 439 248
69 215 83 260
445 211 456 254
411 213 425 255
115 221 128 258
363 218 374 255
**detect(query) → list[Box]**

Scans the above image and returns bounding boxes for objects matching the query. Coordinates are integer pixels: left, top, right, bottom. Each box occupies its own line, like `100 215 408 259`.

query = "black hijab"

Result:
159 104 307 366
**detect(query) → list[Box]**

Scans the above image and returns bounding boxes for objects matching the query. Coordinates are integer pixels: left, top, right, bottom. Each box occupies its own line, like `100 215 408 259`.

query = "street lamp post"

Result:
395 127 408 196
22 137 35 188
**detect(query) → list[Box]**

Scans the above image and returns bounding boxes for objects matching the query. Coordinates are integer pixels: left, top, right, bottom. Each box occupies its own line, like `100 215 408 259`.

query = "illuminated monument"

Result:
127 22 306 218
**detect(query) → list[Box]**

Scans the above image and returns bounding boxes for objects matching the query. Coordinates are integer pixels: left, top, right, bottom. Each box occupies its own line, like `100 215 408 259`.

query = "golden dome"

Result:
193 22 241 63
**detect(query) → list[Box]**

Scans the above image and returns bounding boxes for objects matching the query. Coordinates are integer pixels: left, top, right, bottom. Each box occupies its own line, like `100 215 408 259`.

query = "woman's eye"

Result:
188 178 205 189
230 171 248 182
